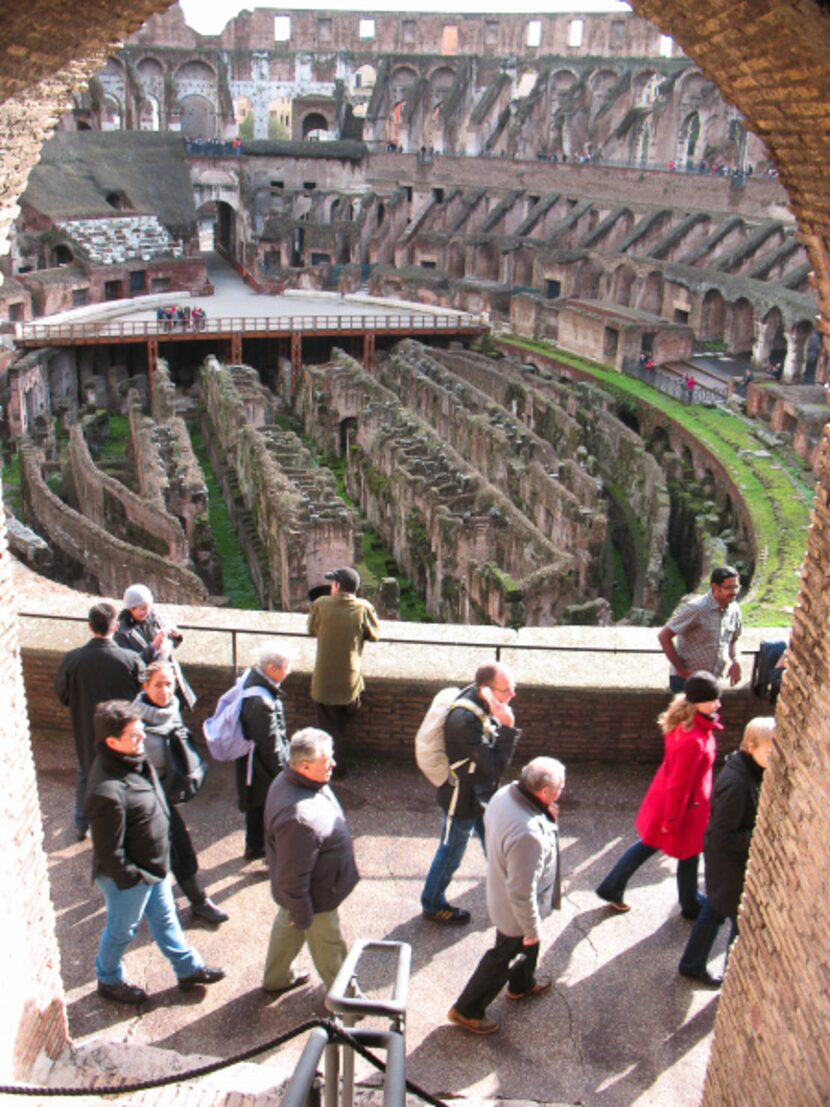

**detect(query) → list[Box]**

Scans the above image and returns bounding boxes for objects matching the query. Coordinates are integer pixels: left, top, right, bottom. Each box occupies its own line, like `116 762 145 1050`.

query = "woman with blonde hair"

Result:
678 715 776 986
596 671 722 917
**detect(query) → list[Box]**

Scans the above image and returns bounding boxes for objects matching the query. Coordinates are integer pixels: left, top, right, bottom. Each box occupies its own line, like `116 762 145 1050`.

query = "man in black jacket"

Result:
54 602 144 840
85 700 224 1004
262 727 359 993
420 663 521 924
238 644 292 861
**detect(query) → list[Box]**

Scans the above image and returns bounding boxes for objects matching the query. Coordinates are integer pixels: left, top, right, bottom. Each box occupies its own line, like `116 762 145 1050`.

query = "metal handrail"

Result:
18 609 674 673
17 312 487 342
326 940 411 1024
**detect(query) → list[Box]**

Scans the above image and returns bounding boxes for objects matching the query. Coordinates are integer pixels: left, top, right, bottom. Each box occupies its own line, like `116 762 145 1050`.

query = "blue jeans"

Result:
596 839 703 917
679 896 738 976
75 766 88 834
94 874 203 985
421 813 485 914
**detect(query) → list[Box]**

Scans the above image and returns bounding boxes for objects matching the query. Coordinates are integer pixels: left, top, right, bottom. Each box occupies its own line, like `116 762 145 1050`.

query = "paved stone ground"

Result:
33 725 728 1107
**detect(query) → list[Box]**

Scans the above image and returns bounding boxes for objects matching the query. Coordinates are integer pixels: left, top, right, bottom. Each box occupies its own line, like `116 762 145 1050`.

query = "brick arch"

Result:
0 3 829 1101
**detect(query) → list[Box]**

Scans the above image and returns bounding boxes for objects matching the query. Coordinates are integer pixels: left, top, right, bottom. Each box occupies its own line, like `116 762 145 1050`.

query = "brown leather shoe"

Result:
447 1007 498 1035
263 971 311 996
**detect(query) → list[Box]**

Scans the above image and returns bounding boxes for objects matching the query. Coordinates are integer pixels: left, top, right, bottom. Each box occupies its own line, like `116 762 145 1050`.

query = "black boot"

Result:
179 876 229 925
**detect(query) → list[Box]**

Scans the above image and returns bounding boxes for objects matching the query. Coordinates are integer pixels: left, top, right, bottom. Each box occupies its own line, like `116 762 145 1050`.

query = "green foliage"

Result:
268 116 290 141
499 336 813 626
1 453 22 513
187 421 260 610
610 543 633 621
238 112 255 140
96 415 131 463
657 553 686 624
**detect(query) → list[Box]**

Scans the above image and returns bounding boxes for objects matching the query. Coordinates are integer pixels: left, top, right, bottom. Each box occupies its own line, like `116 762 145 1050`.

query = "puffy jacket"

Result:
84 746 171 888
264 767 359 930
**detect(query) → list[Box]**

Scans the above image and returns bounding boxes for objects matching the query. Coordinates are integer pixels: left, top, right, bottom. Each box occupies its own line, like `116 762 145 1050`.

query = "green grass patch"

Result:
610 543 633 621
1 453 22 514
95 414 131 463
500 337 814 626
187 421 260 610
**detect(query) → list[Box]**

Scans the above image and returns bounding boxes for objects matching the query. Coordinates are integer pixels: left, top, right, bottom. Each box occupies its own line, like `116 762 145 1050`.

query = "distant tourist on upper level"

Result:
657 566 743 694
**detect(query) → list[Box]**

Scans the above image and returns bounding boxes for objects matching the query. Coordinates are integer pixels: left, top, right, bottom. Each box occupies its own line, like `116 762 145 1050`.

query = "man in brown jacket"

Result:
307 567 380 777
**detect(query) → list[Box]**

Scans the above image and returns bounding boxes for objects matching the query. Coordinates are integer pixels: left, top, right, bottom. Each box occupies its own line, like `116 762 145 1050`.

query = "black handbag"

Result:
165 726 207 804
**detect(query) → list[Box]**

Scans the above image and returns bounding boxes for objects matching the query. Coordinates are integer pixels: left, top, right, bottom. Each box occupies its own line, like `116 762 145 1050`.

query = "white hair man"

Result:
262 728 359 993
237 644 292 861
448 755 565 1034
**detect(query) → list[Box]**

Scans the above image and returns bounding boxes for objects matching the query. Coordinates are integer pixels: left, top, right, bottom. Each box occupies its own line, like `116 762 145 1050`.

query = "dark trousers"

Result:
679 896 739 976
314 699 360 768
596 839 703 917
245 806 265 854
454 932 540 1019
169 804 198 884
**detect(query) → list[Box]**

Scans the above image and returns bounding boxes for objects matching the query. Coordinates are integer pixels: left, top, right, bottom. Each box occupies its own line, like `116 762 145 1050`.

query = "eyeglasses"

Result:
490 684 516 698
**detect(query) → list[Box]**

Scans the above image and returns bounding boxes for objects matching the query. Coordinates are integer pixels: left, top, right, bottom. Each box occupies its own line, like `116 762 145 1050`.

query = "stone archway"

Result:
2 3 830 1103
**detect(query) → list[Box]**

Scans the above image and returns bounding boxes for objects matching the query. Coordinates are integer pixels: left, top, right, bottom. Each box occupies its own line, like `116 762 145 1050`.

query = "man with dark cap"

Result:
307 567 380 776
55 602 144 840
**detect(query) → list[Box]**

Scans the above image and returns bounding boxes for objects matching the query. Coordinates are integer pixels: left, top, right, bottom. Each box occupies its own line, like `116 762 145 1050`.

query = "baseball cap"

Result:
324 567 360 592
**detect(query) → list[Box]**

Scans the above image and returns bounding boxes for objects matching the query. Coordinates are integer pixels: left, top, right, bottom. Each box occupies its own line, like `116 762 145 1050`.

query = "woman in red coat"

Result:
596 671 721 918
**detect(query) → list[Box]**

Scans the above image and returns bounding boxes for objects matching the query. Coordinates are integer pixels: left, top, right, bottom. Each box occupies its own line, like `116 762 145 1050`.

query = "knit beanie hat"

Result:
123 583 154 609
684 671 720 704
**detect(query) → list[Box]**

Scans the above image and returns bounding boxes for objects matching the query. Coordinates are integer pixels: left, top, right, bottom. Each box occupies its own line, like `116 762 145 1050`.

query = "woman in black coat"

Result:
678 715 776 986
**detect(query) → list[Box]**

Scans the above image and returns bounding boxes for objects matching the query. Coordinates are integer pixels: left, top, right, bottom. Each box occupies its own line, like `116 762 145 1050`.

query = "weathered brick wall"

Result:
20 440 207 604
624 2 830 1103
22 640 766 767
69 422 190 563
0 507 68 1077
701 433 830 1104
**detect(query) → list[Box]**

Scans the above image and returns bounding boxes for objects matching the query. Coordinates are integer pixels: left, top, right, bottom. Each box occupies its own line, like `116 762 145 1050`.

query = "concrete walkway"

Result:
33 725 726 1107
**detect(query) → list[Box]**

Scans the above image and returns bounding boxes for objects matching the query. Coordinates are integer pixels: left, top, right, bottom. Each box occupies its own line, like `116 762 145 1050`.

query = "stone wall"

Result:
20 439 207 604
200 355 357 608
297 349 588 626
69 420 190 562
429 345 670 613
372 339 606 596
0 514 67 1079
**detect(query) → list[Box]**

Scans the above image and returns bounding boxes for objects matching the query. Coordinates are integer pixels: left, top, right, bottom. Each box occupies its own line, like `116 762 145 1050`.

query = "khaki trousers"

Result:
263 906 347 990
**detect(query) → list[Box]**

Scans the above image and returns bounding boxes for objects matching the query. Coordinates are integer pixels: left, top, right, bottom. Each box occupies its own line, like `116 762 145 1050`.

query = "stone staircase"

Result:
57 215 183 265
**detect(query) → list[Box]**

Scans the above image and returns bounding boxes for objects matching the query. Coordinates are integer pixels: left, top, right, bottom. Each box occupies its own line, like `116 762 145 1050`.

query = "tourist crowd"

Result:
54 562 776 1031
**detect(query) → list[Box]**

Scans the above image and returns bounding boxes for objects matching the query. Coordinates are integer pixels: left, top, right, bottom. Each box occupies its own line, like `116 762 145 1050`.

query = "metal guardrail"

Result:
17 312 488 343
622 359 728 406
282 940 412 1107
18 610 670 674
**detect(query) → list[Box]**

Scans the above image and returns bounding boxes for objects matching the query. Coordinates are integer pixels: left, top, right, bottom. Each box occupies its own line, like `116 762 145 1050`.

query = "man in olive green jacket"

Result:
308 567 380 776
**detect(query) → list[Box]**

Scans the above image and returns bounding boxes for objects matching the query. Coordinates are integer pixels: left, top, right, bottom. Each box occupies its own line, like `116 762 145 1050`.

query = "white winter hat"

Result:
123 583 154 609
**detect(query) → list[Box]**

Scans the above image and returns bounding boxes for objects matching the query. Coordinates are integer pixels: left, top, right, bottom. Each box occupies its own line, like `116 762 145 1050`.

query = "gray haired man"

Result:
238 644 292 861
262 728 359 993
448 756 565 1035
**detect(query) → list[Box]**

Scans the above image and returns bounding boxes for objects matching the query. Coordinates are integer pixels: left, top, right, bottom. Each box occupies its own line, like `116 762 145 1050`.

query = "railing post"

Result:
324 1039 340 1107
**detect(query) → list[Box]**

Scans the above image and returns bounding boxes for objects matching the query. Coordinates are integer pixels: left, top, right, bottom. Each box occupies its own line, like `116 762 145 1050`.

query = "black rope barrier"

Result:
0 1018 449 1107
